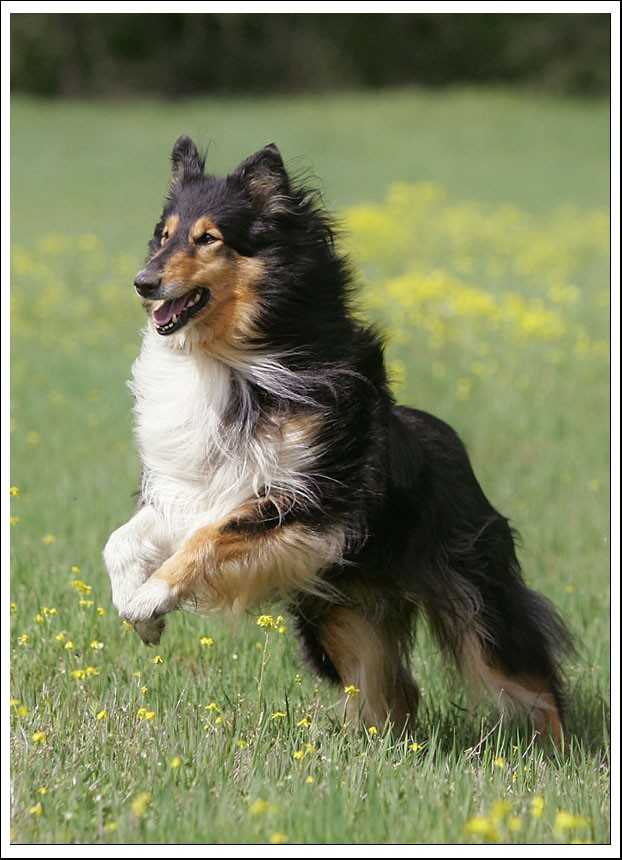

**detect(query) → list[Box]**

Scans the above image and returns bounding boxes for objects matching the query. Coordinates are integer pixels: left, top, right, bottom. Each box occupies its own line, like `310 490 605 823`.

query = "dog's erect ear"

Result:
171 135 205 179
233 144 290 212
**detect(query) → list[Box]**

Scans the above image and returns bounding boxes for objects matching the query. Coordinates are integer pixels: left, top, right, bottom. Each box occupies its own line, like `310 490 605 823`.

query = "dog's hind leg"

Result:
424 562 570 745
317 605 420 735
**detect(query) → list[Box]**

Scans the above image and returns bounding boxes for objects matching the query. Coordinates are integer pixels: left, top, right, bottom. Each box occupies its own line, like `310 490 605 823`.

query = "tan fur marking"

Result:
189 216 223 243
147 509 343 616
161 247 263 349
320 607 419 733
458 631 562 744
161 214 180 245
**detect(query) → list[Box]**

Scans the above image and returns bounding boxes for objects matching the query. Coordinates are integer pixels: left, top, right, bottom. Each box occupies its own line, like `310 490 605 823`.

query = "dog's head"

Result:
135 136 292 350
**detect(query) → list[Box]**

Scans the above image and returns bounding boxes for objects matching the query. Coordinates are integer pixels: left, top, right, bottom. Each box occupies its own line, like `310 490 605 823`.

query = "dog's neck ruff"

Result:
129 327 323 541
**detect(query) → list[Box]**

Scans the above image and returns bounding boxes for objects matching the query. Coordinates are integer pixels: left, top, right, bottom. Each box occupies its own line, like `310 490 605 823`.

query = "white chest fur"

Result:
129 330 319 545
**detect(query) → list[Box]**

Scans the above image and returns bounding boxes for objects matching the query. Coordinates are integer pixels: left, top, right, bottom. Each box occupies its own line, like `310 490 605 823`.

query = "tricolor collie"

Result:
104 137 571 741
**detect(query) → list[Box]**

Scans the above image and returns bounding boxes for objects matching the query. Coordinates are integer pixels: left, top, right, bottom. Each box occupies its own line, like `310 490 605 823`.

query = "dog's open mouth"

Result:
152 288 210 335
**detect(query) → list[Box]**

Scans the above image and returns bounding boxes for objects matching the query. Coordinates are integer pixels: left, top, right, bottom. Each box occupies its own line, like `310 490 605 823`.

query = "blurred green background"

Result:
10 11 611 98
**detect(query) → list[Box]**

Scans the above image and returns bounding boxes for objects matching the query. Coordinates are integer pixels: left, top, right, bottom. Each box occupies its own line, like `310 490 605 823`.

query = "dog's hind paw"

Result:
133 616 166 646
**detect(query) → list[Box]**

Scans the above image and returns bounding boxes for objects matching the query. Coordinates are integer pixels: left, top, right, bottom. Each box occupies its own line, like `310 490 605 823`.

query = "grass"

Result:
8 87 611 846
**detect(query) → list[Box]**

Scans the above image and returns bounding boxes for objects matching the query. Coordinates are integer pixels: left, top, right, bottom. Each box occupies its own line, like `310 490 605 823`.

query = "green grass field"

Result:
9 88 611 846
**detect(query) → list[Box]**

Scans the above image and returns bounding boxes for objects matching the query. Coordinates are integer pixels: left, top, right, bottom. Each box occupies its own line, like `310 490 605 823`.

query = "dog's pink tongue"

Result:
153 296 189 326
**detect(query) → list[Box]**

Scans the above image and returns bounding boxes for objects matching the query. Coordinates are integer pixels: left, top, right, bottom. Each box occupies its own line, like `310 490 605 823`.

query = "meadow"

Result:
8 88 611 847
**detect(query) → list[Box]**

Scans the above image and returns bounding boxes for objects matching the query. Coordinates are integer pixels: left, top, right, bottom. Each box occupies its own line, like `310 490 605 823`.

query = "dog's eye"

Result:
195 232 218 246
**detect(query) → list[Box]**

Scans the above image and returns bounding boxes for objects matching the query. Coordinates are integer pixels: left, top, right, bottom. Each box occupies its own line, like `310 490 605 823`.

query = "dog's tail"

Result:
389 406 573 742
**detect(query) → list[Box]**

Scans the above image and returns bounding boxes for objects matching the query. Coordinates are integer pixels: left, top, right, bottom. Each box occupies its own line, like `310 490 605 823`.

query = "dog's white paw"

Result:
122 576 179 626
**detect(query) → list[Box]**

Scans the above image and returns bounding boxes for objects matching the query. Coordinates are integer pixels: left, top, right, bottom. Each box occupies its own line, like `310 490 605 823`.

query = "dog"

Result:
104 136 571 741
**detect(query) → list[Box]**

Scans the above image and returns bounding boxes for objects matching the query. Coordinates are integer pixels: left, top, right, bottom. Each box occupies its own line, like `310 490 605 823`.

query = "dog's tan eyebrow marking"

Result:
190 216 223 243
161 214 179 241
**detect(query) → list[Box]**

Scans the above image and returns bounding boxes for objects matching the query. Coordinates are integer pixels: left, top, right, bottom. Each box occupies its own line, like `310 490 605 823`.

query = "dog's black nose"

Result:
134 268 162 297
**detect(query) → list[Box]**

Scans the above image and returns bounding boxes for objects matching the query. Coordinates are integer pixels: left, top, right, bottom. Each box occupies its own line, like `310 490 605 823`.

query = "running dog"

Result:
104 137 571 740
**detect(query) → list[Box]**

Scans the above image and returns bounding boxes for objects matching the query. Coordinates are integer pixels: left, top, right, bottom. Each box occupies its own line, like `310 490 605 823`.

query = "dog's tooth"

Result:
172 314 178 323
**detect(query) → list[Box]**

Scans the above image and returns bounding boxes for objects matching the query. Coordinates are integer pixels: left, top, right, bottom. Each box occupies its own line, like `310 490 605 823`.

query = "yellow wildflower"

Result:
10 516 20 526
28 803 43 816
464 816 500 842
64 640 74 650
170 756 182 769
96 710 108 720
70 579 92 594
37 787 48 795
136 708 155 721
531 796 545 818
344 685 360 697
130 791 152 817
31 731 47 745
103 822 118 832
10 486 20 496
493 756 505 769
554 810 589 832
97 606 106 615
42 534 56 544
269 832 289 844
271 711 287 720
17 705 29 718
152 654 164 664
90 640 104 650
205 702 220 712
491 800 511 821
305 775 314 784
17 634 30 645
368 726 378 736
256 614 277 628
293 750 305 760
297 717 312 728
200 636 214 646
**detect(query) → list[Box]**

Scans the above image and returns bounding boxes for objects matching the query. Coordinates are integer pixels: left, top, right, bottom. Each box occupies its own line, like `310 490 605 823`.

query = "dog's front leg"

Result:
121 505 345 624
103 505 172 644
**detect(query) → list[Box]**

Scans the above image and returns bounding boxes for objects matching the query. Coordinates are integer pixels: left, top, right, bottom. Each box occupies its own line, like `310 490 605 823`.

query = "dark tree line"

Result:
10 13 611 98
